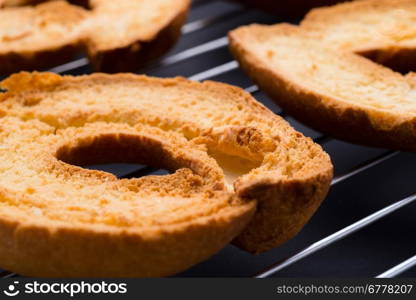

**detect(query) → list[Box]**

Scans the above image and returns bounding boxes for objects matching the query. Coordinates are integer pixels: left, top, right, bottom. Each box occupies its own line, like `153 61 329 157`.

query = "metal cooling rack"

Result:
1 0 415 278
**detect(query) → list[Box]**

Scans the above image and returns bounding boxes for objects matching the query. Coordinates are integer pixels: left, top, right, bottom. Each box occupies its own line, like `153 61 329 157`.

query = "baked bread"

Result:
229 0 416 151
0 0 190 75
231 0 342 17
0 72 332 277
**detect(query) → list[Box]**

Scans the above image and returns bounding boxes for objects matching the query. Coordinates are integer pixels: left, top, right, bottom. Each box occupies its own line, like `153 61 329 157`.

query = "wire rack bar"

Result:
120 166 159 179
244 85 259 93
148 36 228 71
188 60 238 81
331 151 398 185
376 255 416 278
48 58 89 74
49 39 228 74
182 9 246 34
245 85 258 93
256 193 416 278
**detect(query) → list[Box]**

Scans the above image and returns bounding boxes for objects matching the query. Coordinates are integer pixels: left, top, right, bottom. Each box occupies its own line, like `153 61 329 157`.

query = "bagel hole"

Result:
67 0 91 9
55 135 176 179
86 164 169 179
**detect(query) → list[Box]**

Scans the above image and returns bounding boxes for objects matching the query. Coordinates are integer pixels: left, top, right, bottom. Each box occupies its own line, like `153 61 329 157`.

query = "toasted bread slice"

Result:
229 0 416 151
0 72 332 276
231 0 342 17
0 0 189 75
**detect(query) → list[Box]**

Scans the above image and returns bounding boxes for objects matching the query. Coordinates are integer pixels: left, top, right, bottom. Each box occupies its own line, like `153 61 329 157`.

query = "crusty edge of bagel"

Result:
0 190 255 277
229 24 416 152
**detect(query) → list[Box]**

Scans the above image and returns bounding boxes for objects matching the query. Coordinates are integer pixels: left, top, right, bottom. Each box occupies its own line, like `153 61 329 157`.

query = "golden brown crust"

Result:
0 72 332 276
0 200 254 277
0 0 190 75
229 0 416 151
233 173 331 253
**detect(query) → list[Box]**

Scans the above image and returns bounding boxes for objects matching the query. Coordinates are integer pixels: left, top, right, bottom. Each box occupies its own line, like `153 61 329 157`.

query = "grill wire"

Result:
1 0 415 278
